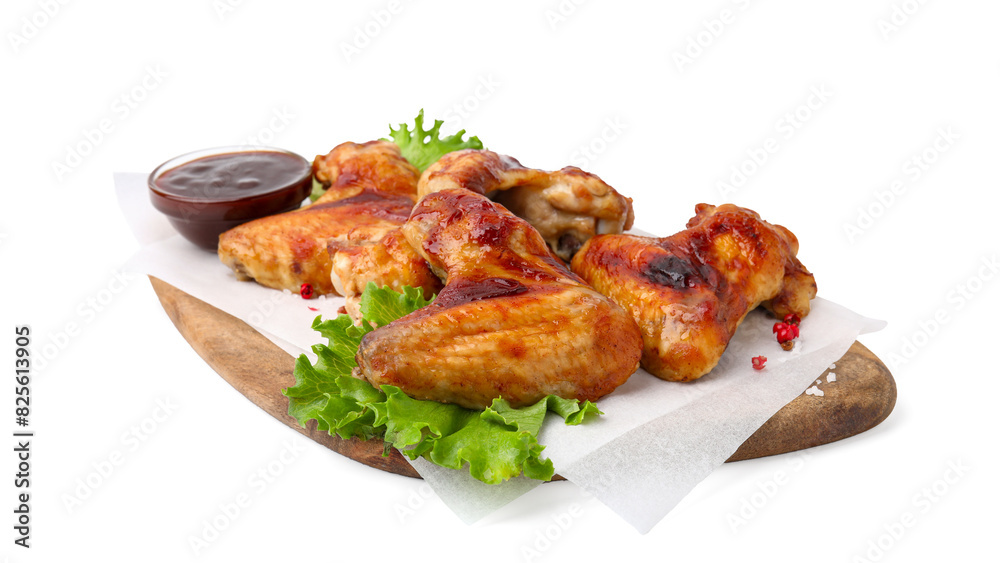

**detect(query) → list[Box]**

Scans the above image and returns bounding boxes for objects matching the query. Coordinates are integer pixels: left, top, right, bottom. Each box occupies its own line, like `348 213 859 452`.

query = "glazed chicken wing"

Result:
329 228 443 320
571 203 817 382
311 140 420 200
355 189 643 410
219 140 430 295
418 149 634 261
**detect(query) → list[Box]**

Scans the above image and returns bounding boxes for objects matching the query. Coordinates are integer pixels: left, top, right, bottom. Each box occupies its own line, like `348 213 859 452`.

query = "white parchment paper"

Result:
116 172 884 533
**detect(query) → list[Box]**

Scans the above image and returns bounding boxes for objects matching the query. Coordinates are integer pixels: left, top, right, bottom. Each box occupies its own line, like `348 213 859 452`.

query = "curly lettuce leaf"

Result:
283 315 382 440
386 109 484 172
359 283 434 327
382 390 600 484
282 284 601 484
311 111 483 201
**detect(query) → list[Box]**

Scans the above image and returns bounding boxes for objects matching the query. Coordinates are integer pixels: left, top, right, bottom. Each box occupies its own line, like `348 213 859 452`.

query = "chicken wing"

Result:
311 140 419 200
329 228 443 320
417 149 634 261
570 203 817 382
355 189 643 409
218 140 424 295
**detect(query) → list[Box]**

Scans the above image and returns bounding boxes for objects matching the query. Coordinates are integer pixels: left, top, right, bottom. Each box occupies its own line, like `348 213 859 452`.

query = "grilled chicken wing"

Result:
418 149 634 261
355 189 643 409
571 203 817 382
329 228 443 320
311 140 421 200
218 140 426 295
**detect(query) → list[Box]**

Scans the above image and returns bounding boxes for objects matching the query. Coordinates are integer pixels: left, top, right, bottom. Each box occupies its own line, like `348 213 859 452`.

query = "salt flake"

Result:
805 385 825 397
827 373 837 383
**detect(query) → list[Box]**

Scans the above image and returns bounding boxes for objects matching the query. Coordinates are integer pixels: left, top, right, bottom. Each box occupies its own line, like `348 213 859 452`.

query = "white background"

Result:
3 0 997 561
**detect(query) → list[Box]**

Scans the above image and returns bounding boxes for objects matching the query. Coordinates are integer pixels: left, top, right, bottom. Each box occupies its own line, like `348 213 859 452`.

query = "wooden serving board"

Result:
149 276 896 479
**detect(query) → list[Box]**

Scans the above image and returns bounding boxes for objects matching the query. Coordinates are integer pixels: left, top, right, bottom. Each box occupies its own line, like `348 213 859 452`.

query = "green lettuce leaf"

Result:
386 109 484 172
282 283 601 484
383 391 600 484
283 314 382 440
309 177 326 202
311 111 483 201
358 283 434 327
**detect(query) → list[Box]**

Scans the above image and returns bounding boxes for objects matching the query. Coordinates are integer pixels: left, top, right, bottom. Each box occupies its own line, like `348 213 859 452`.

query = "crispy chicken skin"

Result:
417 149 635 261
311 140 420 200
218 141 422 295
329 228 443 320
571 204 817 382
355 189 643 409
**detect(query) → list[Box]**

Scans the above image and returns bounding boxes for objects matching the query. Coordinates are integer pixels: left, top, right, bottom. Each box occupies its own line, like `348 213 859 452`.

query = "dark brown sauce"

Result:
148 149 312 250
154 151 309 202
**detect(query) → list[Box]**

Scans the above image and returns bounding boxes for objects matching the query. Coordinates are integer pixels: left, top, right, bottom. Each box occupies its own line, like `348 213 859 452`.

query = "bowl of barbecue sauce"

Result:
148 147 312 251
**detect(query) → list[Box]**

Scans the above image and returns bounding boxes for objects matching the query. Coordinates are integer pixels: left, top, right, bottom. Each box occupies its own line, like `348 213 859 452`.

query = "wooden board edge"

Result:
727 340 897 462
150 275 421 479
149 275 896 479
